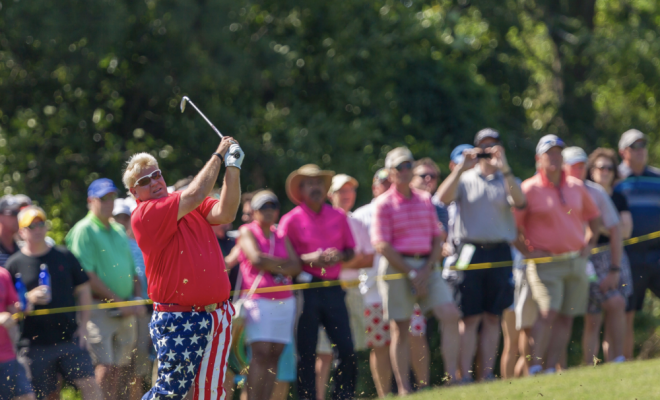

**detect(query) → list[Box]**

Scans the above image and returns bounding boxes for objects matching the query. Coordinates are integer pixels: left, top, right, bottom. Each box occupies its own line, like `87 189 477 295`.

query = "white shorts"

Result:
244 297 296 345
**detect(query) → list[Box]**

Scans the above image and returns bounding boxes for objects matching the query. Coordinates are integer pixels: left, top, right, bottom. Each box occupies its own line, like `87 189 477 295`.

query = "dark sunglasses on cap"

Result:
28 221 46 230
1 210 19 216
416 173 438 180
134 169 163 187
257 202 279 211
395 161 413 172
630 140 647 150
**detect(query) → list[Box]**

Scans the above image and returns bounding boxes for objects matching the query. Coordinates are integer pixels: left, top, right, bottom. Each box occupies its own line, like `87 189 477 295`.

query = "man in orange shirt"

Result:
514 135 600 374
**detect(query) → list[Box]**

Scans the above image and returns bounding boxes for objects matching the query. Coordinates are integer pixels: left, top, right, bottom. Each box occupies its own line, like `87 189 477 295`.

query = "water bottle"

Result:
14 273 28 312
38 264 51 294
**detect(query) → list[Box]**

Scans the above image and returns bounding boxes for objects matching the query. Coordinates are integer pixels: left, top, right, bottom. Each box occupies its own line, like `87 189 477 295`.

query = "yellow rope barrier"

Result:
11 229 660 319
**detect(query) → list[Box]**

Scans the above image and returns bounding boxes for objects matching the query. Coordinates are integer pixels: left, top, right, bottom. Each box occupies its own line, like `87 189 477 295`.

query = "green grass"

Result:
410 358 660 400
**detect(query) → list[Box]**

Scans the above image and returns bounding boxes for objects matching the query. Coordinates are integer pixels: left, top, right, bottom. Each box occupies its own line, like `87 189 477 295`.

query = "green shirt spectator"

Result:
66 212 135 300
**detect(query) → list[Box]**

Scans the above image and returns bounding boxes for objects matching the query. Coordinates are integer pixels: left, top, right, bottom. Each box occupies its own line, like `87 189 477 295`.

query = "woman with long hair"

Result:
583 148 634 363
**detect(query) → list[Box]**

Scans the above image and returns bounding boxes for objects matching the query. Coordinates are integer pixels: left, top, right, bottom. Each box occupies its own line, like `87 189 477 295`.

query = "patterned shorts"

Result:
364 303 426 348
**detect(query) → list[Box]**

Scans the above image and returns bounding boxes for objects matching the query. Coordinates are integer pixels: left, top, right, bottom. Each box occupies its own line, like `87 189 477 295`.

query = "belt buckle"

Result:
204 303 217 313
414 254 421 260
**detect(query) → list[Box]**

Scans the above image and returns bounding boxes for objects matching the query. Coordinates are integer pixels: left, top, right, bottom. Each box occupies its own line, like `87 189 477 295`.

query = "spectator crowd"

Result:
1 127 660 399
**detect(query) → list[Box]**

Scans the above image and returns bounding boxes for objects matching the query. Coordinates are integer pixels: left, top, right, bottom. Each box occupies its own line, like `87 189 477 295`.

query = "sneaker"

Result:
528 365 543 376
483 373 497 382
613 355 626 363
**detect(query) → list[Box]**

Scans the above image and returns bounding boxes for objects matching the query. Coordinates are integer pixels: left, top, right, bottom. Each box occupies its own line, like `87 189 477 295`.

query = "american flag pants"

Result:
142 301 234 400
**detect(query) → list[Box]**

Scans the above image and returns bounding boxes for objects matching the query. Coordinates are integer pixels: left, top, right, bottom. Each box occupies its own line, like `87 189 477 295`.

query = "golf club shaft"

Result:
185 99 224 138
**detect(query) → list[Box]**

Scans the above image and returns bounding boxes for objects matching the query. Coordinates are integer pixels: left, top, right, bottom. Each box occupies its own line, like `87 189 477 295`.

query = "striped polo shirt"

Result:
371 186 442 255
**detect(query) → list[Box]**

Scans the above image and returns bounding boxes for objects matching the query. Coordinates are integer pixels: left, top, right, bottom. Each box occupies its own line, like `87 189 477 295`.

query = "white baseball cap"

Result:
562 146 588 165
536 134 566 155
328 174 359 195
385 147 414 169
618 129 647 151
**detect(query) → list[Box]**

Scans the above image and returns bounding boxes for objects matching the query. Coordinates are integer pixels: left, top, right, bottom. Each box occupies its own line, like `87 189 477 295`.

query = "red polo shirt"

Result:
132 192 230 306
514 172 600 254
278 203 355 280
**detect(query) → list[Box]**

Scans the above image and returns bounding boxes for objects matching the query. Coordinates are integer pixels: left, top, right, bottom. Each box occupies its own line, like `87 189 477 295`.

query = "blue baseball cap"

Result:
88 178 118 198
450 144 474 165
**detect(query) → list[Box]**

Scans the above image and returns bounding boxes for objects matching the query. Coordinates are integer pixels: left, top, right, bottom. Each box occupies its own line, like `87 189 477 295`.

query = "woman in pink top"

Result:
238 190 301 400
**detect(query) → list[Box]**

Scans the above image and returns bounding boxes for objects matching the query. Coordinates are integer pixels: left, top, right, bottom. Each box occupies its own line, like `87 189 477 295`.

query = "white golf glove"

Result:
225 144 245 169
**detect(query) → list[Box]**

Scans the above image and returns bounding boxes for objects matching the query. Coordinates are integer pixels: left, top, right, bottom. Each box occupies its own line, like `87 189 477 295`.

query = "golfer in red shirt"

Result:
125 136 244 400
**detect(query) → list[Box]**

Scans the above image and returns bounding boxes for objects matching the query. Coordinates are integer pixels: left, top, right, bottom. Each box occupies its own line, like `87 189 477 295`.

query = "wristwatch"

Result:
408 270 418 280
609 265 621 273
213 152 224 163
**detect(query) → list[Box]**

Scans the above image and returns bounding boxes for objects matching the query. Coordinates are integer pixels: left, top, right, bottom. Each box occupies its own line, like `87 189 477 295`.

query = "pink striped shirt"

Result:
371 186 441 254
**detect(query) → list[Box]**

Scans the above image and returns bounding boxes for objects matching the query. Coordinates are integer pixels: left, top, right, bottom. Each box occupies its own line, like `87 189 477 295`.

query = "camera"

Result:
476 153 492 159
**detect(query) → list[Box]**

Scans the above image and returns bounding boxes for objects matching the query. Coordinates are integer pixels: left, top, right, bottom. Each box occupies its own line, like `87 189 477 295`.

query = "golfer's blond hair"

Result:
123 153 159 189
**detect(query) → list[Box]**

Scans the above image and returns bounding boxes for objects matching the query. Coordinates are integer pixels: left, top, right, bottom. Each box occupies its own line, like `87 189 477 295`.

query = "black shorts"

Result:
627 251 660 312
453 242 514 317
20 340 95 397
0 359 33 398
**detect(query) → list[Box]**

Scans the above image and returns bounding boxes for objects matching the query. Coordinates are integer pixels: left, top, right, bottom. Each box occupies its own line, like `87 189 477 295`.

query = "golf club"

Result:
180 95 240 158
180 96 224 138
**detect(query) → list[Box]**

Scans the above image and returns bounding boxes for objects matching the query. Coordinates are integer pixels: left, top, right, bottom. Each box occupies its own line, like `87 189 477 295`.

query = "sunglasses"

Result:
416 173 438 180
134 169 162 187
396 161 413 172
1 210 19 217
258 202 279 211
27 221 46 230
594 165 614 172
99 193 117 202
629 141 647 150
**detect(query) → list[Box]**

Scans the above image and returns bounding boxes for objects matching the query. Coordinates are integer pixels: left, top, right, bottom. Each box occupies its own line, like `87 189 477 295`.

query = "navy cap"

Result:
88 178 118 198
450 144 474 165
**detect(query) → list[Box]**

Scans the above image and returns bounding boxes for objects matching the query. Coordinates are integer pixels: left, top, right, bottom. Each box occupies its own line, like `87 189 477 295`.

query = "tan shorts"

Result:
378 256 453 321
134 312 153 377
318 286 366 353
526 257 589 316
87 307 137 367
514 267 538 330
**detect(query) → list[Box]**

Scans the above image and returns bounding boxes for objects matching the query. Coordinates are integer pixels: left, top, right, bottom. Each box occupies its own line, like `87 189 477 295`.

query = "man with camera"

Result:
436 128 526 382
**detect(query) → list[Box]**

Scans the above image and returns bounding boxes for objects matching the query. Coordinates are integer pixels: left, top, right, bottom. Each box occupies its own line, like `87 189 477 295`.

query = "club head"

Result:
180 96 190 113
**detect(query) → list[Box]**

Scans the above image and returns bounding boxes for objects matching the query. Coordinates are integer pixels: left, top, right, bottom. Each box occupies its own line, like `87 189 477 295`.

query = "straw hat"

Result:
285 164 335 205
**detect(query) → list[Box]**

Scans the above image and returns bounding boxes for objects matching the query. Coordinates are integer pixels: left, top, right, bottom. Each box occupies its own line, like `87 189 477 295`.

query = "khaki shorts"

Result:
526 257 589 316
514 267 538 330
378 256 453 321
134 312 153 377
318 286 366 353
87 307 137 367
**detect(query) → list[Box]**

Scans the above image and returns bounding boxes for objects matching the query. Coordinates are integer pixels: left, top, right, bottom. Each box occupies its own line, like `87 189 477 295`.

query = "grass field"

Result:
60 358 660 399
410 358 660 400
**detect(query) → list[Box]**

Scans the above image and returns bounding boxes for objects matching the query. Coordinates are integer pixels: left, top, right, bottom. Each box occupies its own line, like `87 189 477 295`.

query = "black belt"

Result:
464 241 509 251
401 253 430 259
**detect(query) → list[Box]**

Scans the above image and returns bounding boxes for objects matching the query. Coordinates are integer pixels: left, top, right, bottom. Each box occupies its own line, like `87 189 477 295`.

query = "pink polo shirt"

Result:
238 221 292 300
371 186 442 254
278 203 355 280
514 172 600 254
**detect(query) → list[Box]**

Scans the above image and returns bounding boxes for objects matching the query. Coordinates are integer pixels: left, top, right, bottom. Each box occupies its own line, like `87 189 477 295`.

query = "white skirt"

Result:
244 297 296 344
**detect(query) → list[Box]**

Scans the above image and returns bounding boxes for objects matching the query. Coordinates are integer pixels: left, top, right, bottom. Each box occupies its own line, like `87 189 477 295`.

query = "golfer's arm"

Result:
178 155 223 220
207 167 241 224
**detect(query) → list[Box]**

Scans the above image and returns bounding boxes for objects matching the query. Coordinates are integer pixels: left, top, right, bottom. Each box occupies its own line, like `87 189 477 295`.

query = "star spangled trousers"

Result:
142 301 234 400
